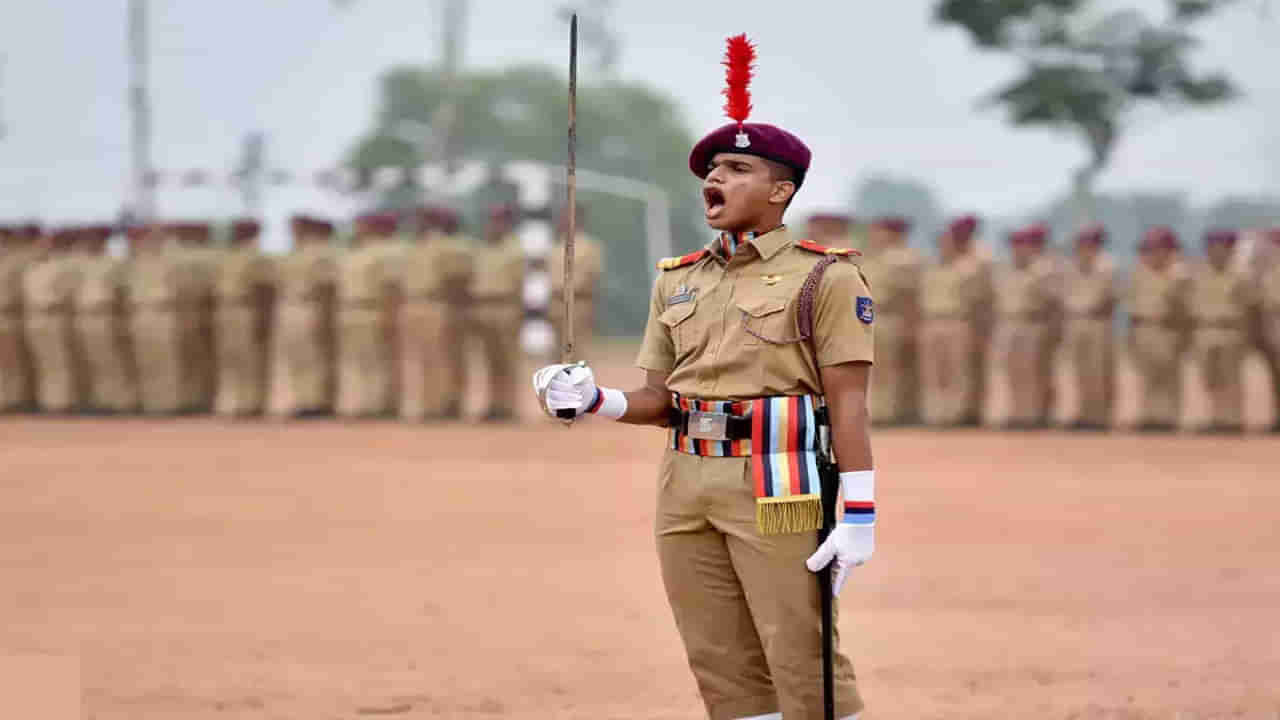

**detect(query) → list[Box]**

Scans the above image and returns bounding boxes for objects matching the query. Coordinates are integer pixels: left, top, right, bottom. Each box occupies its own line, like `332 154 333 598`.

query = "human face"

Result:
701 153 792 232
1207 241 1231 269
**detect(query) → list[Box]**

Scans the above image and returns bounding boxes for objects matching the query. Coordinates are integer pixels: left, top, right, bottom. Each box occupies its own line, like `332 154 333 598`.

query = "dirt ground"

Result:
2 349 1278 719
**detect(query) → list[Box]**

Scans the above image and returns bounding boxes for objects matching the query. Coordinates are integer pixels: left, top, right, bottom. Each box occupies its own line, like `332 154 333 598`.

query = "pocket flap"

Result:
736 297 787 318
659 300 697 327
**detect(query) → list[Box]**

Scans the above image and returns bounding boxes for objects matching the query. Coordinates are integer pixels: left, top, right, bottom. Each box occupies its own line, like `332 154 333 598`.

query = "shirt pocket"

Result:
659 299 698 356
736 296 793 346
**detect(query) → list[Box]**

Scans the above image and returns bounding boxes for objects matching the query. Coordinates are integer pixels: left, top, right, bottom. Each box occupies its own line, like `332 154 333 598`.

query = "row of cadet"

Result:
807 214 1280 434
0 205 601 421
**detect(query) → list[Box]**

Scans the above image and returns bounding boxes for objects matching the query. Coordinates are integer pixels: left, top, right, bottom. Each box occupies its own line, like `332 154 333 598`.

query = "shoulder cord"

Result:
741 255 837 345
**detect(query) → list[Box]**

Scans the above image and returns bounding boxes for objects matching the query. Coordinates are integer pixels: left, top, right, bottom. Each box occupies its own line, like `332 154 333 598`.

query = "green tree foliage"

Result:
346 63 703 336
935 0 1239 221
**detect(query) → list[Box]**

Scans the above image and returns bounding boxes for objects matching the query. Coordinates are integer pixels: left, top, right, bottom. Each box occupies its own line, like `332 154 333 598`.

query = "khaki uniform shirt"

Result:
920 254 988 319
995 261 1058 320
338 243 401 304
1261 262 1280 313
130 253 183 307
23 254 82 311
635 226 874 400
471 238 524 300
1063 256 1118 317
859 244 921 316
1187 263 1257 331
0 249 38 312
550 233 603 298
401 234 474 299
1128 263 1189 326
77 256 129 311
215 248 276 302
279 245 338 302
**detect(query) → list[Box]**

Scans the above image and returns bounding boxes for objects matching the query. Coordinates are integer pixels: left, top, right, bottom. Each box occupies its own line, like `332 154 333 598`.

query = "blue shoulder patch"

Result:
856 296 874 324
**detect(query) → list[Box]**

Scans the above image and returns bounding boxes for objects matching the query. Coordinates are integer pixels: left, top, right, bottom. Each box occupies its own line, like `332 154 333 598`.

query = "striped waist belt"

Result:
669 394 830 536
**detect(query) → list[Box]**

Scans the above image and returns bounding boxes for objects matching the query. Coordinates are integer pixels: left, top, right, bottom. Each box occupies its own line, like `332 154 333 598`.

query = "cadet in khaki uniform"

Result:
0 224 40 412
174 223 219 412
271 215 338 418
1188 229 1257 433
535 112 873 720
23 227 86 412
471 207 525 422
336 212 401 418
1258 229 1280 432
1061 224 1117 430
919 215 989 426
75 224 140 413
549 205 603 358
806 211 856 249
129 224 186 414
994 224 1060 429
396 206 474 421
860 216 922 426
1127 226 1189 432
213 219 275 417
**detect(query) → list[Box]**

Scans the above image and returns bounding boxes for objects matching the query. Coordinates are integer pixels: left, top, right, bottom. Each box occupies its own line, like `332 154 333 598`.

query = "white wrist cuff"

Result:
839 470 875 503
591 387 627 420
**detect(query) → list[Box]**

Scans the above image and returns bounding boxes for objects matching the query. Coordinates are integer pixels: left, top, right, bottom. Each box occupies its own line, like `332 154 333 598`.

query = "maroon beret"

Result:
489 204 516 221
1204 228 1237 248
1141 226 1179 251
948 215 979 241
1010 223 1048 246
83 224 114 243
873 216 911 234
808 212 852 225
125 224 154 242
232 218 261 241
1268 228 1280 245
355 212 399 236
18 223 42 240
689 123 811 187
1075 223 1106 246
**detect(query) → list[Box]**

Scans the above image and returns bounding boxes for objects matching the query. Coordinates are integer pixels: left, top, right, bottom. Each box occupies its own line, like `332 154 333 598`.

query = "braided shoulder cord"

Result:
741 255 838 344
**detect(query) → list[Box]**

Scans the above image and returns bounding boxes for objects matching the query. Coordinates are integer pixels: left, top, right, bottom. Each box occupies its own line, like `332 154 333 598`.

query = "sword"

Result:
556 12 579 422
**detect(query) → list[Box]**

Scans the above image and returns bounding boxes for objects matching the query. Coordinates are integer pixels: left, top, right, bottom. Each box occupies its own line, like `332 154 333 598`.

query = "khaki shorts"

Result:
656 448 864 720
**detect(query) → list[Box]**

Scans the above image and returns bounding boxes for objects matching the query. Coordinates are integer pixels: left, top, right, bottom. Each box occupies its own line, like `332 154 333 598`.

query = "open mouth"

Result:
702 186 726 217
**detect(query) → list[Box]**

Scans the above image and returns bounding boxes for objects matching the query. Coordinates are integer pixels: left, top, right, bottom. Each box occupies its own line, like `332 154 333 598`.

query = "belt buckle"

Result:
686 410 729 441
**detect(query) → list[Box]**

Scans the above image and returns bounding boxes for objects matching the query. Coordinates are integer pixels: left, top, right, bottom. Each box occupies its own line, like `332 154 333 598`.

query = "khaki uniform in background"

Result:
272 240 338 417
1031 253 1065 421
213 247 276 416
860 243 922 425
470 236 525 421
130 246 186 414
336 237 401 418
398 233 473 421
994 259 1059 427
1127 263 1189 430
549 233 603 358
1062 255 1118 428
919 255 988 426
1187 262 1257 431
76 251 140 413
176 239 218 412
23 247 86 412
0 244 37 411
1261 255 1280 431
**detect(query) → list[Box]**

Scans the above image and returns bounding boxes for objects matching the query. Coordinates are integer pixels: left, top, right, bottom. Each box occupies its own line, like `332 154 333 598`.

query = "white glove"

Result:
806 524 874 596
531 363 597 419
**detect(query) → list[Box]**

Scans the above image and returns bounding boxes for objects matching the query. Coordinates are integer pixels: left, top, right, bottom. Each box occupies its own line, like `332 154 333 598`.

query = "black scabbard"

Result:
817 451 839 720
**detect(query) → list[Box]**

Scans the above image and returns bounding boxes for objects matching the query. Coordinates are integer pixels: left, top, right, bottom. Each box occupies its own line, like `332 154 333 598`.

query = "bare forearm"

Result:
618 385 671 426
829 390 873 472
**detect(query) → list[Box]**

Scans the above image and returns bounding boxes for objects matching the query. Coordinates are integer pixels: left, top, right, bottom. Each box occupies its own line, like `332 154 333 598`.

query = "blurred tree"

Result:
935 0 1239 225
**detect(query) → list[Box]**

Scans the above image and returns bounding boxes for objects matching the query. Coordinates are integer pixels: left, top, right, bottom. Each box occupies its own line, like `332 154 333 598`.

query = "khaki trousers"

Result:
133 306 184 414
1129 325 1182 427
657 450 864 720
919 317 975 425
336 305 392 417
77 309 139 412
869 313 918 425
470 303 522 416
25 309 84 412
0 309 34 410
215 304 268 416
1261 312 1280 427
274 300 334 414
398 299 450 420
441 301 467 415
1064 317 1113 427
178 300 214 411
1191 328 1247 428
997 320 1051 425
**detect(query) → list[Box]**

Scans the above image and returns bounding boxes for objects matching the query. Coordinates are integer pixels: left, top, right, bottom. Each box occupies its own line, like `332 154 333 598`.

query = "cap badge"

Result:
735 131 751 148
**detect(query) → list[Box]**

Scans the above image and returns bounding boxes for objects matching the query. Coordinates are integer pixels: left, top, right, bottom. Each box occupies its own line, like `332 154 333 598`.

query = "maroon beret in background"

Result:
873 216 911 234
1010 223 1048 246
232 218 261 240
1075 223 1107 246
807 211 852 225
689 122 812 187
1141 226 1179 251
488 204 516 221
1268 228 1280 244
355 212 399 236
947 215 979 242
1203 228 1237 247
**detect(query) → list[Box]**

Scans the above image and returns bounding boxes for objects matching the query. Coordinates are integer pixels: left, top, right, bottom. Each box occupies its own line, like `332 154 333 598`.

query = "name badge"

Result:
668 285 696 305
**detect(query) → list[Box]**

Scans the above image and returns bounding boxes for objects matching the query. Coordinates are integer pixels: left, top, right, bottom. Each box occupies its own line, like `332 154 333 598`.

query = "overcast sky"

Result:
1 0 1277 249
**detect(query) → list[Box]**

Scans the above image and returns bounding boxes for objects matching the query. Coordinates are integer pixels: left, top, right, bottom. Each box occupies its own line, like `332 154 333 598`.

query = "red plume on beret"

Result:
722 35 755 132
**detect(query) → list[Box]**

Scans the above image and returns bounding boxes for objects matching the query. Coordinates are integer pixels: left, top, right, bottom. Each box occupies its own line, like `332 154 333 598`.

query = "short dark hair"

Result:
764 157 798 208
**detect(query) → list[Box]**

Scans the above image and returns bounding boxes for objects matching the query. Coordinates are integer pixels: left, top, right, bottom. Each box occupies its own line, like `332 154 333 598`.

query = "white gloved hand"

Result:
531 363 597 419
806 524 874 596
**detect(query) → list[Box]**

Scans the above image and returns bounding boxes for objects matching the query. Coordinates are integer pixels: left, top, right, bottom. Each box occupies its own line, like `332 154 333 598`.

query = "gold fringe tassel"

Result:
755 494 822 535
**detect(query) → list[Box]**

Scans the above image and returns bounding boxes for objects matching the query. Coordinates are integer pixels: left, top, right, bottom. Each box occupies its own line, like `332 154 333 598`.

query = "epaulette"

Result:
656 249 710 271
796 240 861 257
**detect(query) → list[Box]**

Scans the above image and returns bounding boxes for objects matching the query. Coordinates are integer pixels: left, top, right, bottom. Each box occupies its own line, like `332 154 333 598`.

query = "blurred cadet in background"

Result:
1127 226 1189 432
1188 229 1257 434
919 215 988 427
995 223 1059 429
861 216 922 426
214 219 276 418
1258 229 1280 432
76 224 139 414
23 226 85 413
471 203 526 422
271 215 338 418
0 224 40 412
1061 224 1117 431
550 204 602 360
173 222 218 413
806 211 856 249
129 224 185 414
336 212 401 419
